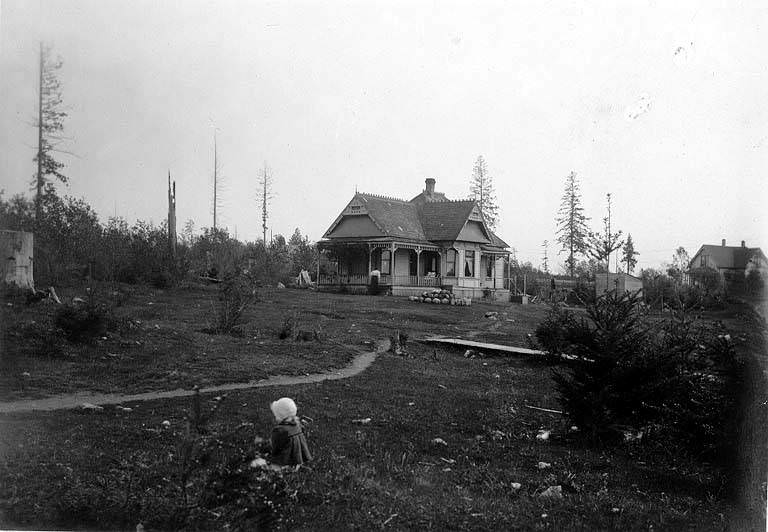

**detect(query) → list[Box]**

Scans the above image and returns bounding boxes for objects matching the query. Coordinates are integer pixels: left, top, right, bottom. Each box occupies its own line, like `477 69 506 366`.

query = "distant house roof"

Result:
689 242 766 270
322 179 509 251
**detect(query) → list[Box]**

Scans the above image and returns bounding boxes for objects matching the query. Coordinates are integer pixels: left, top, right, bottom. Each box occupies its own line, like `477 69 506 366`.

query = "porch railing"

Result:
388 275 441 287
318 273 442 287
318 273 369 285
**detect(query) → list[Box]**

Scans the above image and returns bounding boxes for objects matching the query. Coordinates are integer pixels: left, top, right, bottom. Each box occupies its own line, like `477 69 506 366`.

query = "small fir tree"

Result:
622 234 639 274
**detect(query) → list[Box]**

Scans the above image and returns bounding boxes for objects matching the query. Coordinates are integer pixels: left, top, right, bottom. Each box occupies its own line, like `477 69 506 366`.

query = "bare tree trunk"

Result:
213 134 218 231
168 171 177 260
35 42 43 229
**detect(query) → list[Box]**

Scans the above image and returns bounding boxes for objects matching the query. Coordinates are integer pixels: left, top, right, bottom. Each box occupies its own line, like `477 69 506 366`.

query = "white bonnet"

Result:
270 397 297 421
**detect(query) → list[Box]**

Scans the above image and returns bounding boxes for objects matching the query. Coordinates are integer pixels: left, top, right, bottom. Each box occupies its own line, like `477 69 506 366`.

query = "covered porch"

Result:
317 240 444 293
317 240 510 299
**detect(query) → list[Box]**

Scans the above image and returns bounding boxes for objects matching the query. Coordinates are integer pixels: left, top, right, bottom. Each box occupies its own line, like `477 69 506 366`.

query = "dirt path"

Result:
0 339 390 414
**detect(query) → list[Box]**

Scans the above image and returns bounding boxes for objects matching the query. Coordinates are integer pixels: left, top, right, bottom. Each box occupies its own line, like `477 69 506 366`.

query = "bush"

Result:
209 273 258 334
535 304 580 357
543 291 740 459
54 299 114 343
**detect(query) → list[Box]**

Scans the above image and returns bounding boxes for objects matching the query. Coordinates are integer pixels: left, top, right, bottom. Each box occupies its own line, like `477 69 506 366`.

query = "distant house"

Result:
688 239 766 290
595 272 643 296
318 178 510 298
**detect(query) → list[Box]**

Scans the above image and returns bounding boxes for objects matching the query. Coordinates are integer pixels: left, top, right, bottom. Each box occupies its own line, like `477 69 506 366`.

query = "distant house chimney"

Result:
741 240 746 248
425 178 436 195
722 239 726 247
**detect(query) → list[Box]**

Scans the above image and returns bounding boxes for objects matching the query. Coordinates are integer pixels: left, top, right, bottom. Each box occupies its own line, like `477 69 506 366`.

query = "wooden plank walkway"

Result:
418 337 546 356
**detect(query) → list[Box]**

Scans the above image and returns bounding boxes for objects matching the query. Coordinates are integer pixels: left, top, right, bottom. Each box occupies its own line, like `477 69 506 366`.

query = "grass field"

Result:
0 284 547 400
0 284 765 530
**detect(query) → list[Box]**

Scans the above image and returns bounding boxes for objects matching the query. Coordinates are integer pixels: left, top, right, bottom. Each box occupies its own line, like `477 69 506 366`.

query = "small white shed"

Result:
595 272 642 296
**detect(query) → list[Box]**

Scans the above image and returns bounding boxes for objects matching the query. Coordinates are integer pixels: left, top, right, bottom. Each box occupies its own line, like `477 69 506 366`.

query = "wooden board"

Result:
418 337 546 356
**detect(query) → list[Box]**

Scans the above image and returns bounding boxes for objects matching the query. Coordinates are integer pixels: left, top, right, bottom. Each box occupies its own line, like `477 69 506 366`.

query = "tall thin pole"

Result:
35 42 44 228
606 193 612 273
262 166 268 244
213 134 218 231
168 171 177 259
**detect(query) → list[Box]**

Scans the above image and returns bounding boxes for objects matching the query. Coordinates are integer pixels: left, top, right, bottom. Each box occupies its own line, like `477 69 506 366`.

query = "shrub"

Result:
210 273 258 334
54 296 117 343
544 291 741 459
534 304 580 358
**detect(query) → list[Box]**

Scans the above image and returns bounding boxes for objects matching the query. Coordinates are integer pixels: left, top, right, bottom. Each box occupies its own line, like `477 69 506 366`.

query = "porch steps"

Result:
417 337 546 356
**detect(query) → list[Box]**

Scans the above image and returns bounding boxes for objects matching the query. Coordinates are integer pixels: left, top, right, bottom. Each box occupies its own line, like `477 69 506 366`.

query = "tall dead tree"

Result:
167 171 177 259
587 193 624 273
256 163 274 244
212 134 222 231
33 42 69 227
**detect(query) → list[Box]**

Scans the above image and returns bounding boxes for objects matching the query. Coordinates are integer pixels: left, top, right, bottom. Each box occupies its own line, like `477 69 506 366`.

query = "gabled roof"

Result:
358 193 427 241
690 244 766 270
323 182 509 250
486 230 509 249
418 200 477 241
410 190 448 204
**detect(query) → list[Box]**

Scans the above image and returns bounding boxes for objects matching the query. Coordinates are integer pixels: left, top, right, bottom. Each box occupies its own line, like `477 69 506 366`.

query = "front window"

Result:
486 256 494 278
465 250 475 277
380 250 391 274
446 249 457 276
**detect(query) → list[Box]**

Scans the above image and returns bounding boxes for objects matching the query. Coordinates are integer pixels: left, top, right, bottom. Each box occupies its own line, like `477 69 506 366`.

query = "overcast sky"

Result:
1 1 766 270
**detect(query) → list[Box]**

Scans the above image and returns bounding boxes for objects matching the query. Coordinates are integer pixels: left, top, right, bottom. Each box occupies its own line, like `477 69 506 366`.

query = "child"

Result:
269 397 312 466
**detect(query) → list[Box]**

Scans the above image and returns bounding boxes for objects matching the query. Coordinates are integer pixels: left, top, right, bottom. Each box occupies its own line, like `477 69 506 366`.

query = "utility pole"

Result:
542 240 549 274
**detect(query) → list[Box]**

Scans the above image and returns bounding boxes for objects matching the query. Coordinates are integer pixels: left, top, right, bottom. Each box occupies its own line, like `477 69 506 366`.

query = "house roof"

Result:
418 200 477 241
690 244 766 269
323 182 510 250
486 230 509 249
410 190 449 204
356 193 428 242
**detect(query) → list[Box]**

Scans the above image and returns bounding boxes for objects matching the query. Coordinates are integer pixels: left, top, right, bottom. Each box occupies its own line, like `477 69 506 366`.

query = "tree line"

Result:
0 187 317 288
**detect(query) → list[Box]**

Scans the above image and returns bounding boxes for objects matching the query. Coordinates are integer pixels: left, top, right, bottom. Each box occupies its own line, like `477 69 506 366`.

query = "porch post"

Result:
391 243 396 284
416 249 422 286
367 245 372 274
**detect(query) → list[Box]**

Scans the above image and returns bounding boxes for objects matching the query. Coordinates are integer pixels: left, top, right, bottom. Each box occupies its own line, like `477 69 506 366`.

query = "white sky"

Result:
1 0 767 271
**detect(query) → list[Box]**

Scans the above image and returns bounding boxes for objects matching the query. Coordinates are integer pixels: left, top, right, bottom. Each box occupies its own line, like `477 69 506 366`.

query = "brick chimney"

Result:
425 178 436 195
721 239 726 247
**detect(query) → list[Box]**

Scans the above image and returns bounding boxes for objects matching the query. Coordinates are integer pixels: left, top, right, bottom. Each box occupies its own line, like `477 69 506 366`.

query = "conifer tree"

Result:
469 155 499 230
622 234 639 274
555 171 590 278
33 42 69 226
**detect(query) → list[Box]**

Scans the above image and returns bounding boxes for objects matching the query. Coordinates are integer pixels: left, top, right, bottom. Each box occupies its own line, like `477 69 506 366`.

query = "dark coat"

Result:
271 418 312 466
